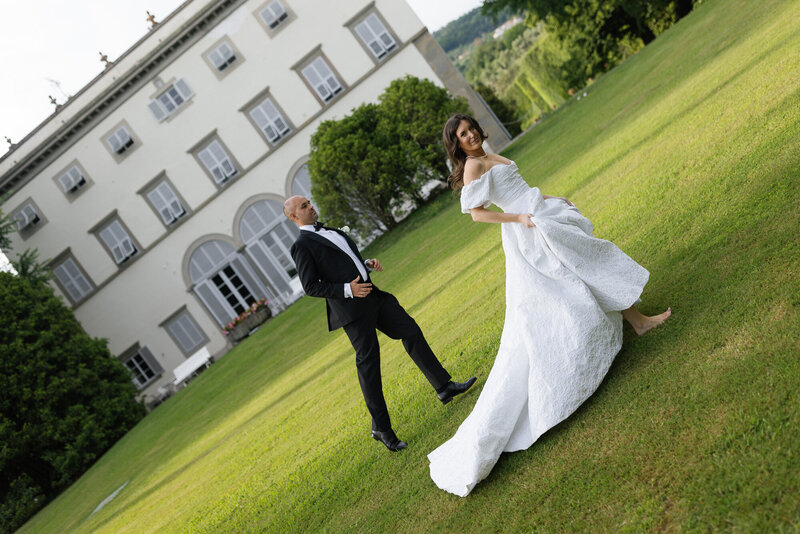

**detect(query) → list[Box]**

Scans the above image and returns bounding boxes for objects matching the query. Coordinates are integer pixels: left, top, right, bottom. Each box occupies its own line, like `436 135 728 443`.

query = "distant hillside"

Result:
433 6 518 53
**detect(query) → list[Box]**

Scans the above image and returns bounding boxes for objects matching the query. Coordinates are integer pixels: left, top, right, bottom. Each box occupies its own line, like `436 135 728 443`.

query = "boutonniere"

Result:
339 226 351 233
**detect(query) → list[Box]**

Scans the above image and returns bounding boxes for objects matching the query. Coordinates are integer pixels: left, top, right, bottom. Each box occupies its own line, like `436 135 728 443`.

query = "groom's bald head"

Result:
284 195 317 226
283 196 301 218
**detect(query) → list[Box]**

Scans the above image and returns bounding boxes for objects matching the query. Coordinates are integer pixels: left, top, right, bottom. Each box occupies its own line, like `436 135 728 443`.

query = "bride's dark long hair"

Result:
443 114 487 191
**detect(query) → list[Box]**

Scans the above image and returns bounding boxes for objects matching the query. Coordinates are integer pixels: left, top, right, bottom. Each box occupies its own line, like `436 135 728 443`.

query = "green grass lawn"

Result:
20 0 800 531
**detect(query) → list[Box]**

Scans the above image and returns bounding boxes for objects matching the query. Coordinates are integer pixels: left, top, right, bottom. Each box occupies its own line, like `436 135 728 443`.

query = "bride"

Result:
428 114 671 497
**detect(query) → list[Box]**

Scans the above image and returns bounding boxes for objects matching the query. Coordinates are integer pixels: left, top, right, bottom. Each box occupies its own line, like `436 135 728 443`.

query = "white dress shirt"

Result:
300 225 371 298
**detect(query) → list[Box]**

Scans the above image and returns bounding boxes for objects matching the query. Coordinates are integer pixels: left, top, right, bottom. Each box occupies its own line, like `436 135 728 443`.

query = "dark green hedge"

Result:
0 273 145 533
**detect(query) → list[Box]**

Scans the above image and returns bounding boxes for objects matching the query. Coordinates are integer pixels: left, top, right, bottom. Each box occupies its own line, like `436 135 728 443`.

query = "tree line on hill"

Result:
442 0 704 131
433 5 519 53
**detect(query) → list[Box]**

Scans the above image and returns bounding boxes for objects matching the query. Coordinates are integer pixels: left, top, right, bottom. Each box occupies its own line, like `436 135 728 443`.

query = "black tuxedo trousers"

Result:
343 290 450 431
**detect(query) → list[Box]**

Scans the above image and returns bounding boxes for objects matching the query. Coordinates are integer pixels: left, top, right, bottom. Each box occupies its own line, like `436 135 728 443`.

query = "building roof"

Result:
0 0 245 197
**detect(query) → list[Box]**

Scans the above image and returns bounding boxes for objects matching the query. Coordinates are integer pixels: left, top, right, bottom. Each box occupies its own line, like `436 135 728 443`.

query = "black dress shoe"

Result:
437 377 477 404
371 429 407 451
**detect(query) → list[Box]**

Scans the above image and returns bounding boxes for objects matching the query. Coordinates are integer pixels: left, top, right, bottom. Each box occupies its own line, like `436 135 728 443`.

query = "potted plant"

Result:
222 298 272 343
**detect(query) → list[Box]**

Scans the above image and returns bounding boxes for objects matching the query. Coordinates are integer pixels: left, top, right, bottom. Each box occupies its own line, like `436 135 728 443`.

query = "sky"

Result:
0 0 484 158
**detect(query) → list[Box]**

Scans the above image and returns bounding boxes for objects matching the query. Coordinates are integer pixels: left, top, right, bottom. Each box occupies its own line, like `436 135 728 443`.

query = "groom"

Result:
284 196 476 451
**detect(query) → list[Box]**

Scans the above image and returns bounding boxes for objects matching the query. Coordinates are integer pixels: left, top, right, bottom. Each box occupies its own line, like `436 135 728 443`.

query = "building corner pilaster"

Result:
413 30 512 152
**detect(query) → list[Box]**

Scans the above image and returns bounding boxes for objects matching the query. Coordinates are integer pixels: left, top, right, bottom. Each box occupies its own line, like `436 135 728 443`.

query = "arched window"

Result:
240 200 302 305
190 240 272 327
291 163 312 200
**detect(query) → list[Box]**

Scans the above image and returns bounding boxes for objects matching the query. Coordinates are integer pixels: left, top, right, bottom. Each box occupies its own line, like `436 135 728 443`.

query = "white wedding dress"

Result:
428 161 649 497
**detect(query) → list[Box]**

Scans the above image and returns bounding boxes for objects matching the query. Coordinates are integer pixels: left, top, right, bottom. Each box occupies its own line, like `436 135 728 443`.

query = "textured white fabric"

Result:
429 162 649 497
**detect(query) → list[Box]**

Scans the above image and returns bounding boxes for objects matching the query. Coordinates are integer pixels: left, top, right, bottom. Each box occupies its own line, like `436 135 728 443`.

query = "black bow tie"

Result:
313 221 325 231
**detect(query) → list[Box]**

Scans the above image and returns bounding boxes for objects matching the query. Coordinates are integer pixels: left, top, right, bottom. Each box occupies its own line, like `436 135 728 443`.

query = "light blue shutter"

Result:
302 62 331 101
194 279 235 327
249 106 277 142
148 100 168 121
139 346 164 375
168 312 205 354
313 58 341 95
175 78 194 101
230 254 269 300
246 241 292 304
148 182 184 224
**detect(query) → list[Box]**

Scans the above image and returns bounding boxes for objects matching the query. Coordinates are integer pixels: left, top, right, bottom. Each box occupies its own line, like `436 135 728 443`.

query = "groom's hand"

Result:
350 276 373 298
366 258 383 272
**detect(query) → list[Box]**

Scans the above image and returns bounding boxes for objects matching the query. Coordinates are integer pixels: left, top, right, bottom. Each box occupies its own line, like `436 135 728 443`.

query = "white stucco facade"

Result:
1 0 510 406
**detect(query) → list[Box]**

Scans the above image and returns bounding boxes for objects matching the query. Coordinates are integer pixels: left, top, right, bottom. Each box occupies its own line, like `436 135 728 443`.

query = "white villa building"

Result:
0 0 510 406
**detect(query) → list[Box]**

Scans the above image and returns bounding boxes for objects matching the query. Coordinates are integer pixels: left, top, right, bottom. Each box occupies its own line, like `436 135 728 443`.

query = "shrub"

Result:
0 273 145 532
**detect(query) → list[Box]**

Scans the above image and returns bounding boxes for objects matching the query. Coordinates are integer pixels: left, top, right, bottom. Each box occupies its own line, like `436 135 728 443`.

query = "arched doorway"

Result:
239 199 303 306
189 239 273 327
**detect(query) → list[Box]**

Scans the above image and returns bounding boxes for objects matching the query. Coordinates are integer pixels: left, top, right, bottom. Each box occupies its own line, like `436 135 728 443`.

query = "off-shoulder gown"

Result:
428 161 649 497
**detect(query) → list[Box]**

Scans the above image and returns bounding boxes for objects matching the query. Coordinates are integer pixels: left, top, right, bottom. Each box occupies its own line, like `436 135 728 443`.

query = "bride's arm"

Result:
464 160 535 227
468 207 534 226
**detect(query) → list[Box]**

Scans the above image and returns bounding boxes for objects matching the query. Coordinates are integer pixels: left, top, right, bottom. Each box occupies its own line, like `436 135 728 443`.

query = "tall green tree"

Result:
0 273 145 533
0 201 50 285
12 248 51 285
308 103 407 235
0 204 16 252
307 76 468 238
377 76 469 193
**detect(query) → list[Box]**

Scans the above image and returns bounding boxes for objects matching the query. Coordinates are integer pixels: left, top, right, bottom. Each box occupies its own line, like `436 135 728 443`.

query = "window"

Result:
189 132 242 188
249 97 291 144
203 38 245 79
99 220 138 264
10 198 47 239
13 203 40 231
52 161 93 200
57 165 87 193
148 79 194 122
163 309 208 356
52 255 94 304
147 181 186 225
354 13 397 60
122 345 163 389
138 174 191 229
198 140 238 185
102 121 140 161
106 126 135 155
209 42 237 71
301 56 343 103
291 163 312 199
259 0 289 30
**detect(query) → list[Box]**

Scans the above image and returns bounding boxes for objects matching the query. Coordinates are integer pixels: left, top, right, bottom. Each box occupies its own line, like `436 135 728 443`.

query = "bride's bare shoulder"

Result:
463 158 485 186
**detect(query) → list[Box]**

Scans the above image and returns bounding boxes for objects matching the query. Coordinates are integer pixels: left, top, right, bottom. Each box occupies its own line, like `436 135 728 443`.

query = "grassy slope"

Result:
20 0 799 531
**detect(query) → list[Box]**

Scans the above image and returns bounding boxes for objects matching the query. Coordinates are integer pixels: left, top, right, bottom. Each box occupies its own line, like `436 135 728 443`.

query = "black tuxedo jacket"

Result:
290 227 381 331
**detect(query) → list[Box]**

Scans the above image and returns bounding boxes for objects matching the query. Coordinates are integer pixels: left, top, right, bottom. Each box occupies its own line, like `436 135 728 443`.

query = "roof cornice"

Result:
0 0 247 198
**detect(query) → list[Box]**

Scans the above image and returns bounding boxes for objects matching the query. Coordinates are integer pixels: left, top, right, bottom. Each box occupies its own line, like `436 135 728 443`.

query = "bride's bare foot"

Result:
632 307 672 336
622 306 672 336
